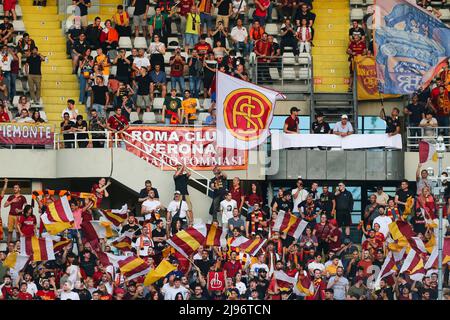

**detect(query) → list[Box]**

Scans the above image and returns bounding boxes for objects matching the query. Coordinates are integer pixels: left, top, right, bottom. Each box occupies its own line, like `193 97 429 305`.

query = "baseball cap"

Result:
426 6 433 11
174 190 181 195
174 276 182 281
341 114 348 119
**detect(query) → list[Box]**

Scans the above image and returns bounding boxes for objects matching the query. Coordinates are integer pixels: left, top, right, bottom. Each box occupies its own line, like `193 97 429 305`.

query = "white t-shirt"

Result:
333 121 354 133
142 199 161 220
167 200 189 219
372 215 393 237
235 281 247 295
133 56 151 70
60 291 80 300
66 265 81 286
231 26 248 42
292 188 309 212
250 263 269 276
220 199 237 224
164 286 190 300
134 236 154 257
307 261 325 274
26 282 38 297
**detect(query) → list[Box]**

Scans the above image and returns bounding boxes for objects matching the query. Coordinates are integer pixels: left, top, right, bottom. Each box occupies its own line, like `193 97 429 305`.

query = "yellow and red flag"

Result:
205 224 227 247
294 271 314 297
230 236 266 256
4 252 29 271
166 224 207 259
144 260 177 286
41 196 74 235
272 210 309 239
419 140 438 164
117 256 150 280
20 236 55 262
53 237 71 253
101 204 128 227
110 231 134 252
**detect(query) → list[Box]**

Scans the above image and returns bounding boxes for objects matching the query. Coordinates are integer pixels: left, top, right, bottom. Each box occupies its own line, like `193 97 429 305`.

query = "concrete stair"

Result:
312 0 350 93
22 4 84 130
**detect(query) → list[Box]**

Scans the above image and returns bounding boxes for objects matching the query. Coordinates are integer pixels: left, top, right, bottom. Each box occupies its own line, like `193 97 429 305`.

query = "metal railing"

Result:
406 126 450 151
54 130 211 195
252 54 312 93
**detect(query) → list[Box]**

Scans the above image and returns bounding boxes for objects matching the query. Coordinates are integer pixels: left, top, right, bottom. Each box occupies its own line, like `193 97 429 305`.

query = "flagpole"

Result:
435 135 445 300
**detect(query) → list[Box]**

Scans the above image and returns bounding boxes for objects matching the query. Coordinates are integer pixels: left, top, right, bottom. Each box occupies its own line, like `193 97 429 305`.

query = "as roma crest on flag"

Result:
216 71 285 150
207 271 225 291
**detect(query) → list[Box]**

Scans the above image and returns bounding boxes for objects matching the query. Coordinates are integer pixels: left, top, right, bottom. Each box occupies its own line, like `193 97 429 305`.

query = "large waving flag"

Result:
205 224 227 247
388 220 415 242
400 249 425 281
144 260 177 286
41 196 74 235
294 270 314 297
87 221 119 239
117 256 150 280
101 204 128 227
272 210 309 239
166 224 207 259
230 236 267 256
216 71 285 150
374 0 450 94
4 252 29 271
419 140 438 164
20 236 55 262
273 270 296 289
109 231 134 252
424 237 450 269
374 251 397 288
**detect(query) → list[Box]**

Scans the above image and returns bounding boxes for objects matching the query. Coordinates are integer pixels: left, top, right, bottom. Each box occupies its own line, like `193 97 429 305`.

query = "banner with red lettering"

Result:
0 122 54 145
207 271 225 291
125 126 248 170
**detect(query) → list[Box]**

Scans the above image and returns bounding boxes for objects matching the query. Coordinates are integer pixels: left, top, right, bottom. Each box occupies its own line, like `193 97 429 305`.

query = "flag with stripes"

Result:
294 271 314 297
53 237 71 253
144 260 177 286
388 220 415 242
166 224 207 259
374 251 397 288
101 204 128 227
400 248 425 281
110 231 134 252
273 270 296 289
424 237 450 269
69 192 98 208
4 252 29 271
41 196 74 235
205 224 227 247
272 210 309 239
20 236 55 262
230 236 266 256
419 140 438 164
88 221 119 239
117 256 150 280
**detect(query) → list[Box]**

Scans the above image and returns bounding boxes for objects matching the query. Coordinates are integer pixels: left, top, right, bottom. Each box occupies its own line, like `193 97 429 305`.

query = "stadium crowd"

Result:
0 162 449 300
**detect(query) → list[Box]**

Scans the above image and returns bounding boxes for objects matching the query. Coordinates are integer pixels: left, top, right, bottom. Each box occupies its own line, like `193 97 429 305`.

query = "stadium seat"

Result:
108 111 115 119
152 97 165 110
142 112 157 124
202 98 212 111
282 52 296 65
198 112 209 124
134 37 148 49
265 23 279 36
16 80 24 93
205 37 213 48
12 95 20 107
15 4 22 17
118 37 133 49
351 8 364 20
282 68 297 80
298 53 311 65
269 68 281 80
129 112 140 123
147 6 156 18
13 20 25 33
127 6 135 17
440 9 450 21
110 66 117 76
66 4 77 14
91 50 98 59
365 0 374 4
298 67 311 80
167 37 180 50
350 0 364 6
163 52 172 64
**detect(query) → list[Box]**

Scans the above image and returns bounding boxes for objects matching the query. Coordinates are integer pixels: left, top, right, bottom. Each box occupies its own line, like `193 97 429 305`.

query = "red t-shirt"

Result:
36 290 56 300
169 56 186 77
348 40 366 56
0 111 10 122
223 260 242 278
230 186 243 208
254 0 269 17
1 285 12 299
18 292 33 300
91 183 104 207
6 195 27 216
107 114 129 131
18 215 36 237
245 193 263 206
328 228 342 251
284 115 299 132
179 0 193 16
194 42 212 60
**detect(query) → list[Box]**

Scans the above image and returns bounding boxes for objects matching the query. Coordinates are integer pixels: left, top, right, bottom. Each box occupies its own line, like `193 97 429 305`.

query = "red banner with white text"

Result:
0 122 54 145
125 126 248 170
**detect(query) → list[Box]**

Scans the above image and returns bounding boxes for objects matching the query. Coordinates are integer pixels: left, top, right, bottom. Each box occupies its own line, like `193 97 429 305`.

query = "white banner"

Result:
216 71 285 150
271 131 403 150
